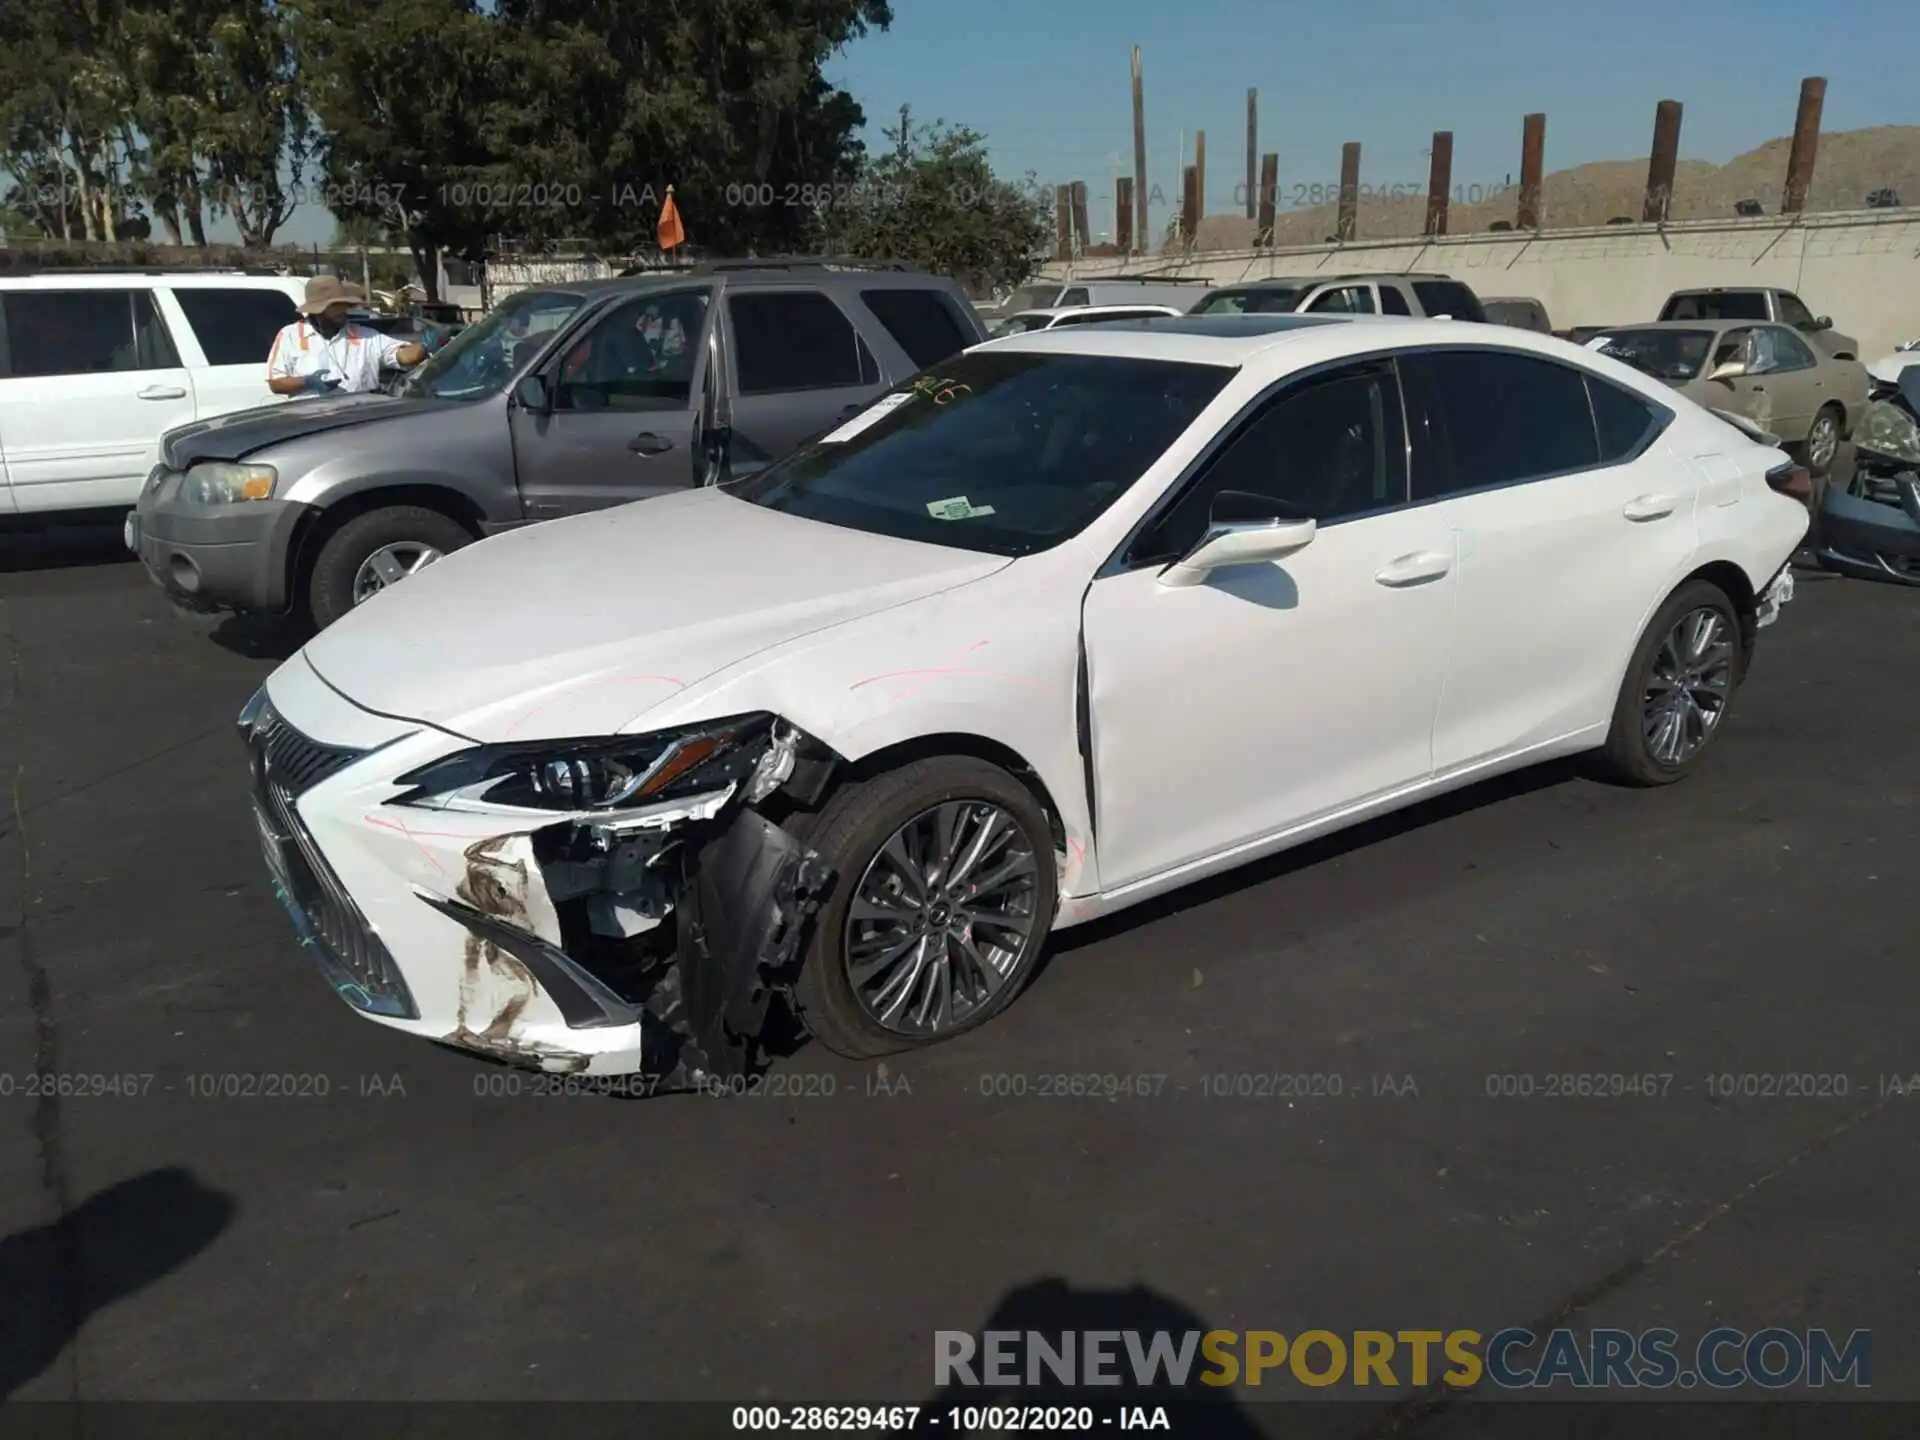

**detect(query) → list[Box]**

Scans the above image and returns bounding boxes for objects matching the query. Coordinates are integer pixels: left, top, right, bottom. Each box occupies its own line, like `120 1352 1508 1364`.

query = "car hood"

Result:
160 393 435 467
298 488 1014 742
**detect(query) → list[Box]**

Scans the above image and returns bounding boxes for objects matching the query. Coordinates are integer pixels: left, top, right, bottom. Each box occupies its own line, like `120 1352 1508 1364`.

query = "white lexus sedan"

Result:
239 314 1809 1083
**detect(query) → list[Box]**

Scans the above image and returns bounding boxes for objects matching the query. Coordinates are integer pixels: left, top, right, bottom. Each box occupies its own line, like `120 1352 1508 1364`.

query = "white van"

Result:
1047 278 1213 311
0 271 307 515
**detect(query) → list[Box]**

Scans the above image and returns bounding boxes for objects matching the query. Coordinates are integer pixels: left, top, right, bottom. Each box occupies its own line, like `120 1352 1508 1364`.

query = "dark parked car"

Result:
130 260 987 628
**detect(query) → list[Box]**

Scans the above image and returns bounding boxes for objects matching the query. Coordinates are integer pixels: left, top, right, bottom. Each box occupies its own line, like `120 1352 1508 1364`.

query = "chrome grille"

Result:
246 700 418 1019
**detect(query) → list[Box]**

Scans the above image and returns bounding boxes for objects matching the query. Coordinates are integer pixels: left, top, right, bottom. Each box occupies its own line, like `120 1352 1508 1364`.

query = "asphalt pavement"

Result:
1 518 1917 1432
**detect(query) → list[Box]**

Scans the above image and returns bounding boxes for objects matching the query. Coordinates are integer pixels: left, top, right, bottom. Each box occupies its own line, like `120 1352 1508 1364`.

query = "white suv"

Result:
0 271 306 516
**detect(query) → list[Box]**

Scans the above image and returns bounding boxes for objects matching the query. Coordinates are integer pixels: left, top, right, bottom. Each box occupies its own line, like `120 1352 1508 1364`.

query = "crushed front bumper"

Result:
241 662 831 1085
1815 470 1920 587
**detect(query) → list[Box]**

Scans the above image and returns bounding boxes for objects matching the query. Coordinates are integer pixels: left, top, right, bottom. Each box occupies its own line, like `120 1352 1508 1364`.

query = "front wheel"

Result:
305 505 473 629
791 757 1058 1059
1595 580 1743 787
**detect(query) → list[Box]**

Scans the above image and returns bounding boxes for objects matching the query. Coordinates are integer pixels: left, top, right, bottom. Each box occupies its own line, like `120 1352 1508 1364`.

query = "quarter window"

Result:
729 290 867 393
1587 376 1667 463
1407 349 1600 500
1410 280 1487 323
1133 361 1408 564
1758 326 1817 372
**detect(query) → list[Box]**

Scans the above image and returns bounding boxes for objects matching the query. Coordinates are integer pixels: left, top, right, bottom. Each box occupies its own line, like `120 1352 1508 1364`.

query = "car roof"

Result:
972 313 1466 363
1021 303 1183 319
0 271 304 289
1596 319 1767 331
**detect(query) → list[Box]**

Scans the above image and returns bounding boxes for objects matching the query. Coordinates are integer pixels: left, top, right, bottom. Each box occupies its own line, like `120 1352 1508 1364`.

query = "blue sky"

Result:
276 0 1915 244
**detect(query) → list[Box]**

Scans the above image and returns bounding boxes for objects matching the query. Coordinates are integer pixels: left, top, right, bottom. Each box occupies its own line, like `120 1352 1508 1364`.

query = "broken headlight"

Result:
1856 400 1920 467
389 714 778 813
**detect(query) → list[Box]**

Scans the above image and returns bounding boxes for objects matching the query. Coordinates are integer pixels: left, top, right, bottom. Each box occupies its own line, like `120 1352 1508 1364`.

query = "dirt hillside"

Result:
1175 125 1919 251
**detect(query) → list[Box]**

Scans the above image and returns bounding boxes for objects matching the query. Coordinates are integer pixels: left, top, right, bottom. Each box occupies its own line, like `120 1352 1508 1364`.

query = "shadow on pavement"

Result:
0 1166 236 1399
921 1277 1273 1437
1049 757 1584 961
0 515 135 575
207 611 312 661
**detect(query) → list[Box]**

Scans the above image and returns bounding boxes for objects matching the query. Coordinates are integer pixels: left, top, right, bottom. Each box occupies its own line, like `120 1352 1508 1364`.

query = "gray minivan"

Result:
130 261 985 628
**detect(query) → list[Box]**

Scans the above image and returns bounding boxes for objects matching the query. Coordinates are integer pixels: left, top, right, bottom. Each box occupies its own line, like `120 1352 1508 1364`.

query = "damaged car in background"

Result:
241 315 1808 1088
1813 364 1920 586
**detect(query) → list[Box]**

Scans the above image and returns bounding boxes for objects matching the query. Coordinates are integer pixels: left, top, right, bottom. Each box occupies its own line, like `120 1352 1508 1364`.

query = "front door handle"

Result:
138 385 187 400
1623 493 1677 521
628 432 673 455
1373 550 1452 587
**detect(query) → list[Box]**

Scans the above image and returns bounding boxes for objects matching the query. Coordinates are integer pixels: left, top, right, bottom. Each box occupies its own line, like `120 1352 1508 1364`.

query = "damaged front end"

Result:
1815 393 1920 587
390 713 839 1087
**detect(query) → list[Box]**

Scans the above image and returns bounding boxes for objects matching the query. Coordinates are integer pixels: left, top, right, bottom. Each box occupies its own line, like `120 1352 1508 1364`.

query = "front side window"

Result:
1410 280 1486 323
553 289 710 411
1132 361 1408 564
730 290 867 393
728 350 1232 557
171 287 297 366
2 289 151 378
1757 325 1817 372
1407 349 1600 500
1776 292 1817 328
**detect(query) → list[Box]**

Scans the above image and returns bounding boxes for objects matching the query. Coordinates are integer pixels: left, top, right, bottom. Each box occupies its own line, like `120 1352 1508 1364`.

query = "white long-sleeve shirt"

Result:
266 319 408 394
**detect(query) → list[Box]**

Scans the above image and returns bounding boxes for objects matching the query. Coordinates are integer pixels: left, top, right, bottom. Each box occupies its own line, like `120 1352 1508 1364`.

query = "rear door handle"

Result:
628 432 673 455
138 385 187 400
1623 494 1677 522
1373 550 1452 587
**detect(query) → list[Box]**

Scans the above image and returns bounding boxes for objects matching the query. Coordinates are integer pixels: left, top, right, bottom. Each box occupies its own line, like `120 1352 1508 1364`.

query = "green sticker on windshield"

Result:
926 496 996 521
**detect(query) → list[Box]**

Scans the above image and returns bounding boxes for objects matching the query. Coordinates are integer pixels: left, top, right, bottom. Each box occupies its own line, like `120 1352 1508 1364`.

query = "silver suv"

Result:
130 260 985 629
1189 272 1488 322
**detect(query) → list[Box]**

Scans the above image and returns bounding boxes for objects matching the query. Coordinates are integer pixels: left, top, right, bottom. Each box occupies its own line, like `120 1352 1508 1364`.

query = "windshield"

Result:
401 288 587 401
1191 287 1307 315
1591 328 1717 382
727 350 1234 557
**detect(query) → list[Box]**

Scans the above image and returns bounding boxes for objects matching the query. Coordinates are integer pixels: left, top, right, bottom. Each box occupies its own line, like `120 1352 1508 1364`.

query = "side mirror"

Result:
1814 315 1833 331
513 374 551 415
1158 492 1317 588
1708 360 1746 382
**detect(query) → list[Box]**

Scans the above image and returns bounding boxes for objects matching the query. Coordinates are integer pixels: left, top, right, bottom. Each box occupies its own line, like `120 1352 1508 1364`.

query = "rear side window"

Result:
729 290 867 393
1408 349 1599 499
171 287 297 366
1379 285 1412 316
1587 376 1667 462
859 288 972 368
2 289 154 378
1411 280 1487 323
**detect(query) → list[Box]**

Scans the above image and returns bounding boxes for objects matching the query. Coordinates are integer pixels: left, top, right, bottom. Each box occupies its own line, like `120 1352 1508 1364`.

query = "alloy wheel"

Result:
1641 606 1735 766
352 541 444 605
842 800 1042 1037
1807 412 1839 472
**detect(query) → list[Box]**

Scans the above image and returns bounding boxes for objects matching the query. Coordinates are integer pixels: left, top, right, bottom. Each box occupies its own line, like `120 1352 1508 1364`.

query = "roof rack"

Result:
1075 274 1211 284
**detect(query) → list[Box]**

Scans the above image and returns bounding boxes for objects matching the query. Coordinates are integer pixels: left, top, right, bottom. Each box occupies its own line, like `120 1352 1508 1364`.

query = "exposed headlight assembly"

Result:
389 714 781 814
1857 400 1920 467
182 462 278 504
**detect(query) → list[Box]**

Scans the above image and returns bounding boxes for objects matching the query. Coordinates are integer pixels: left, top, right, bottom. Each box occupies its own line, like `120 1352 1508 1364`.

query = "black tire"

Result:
1595 579 1744 787
791 756 1058 1059
305 505 473 630
1804 403 1844 479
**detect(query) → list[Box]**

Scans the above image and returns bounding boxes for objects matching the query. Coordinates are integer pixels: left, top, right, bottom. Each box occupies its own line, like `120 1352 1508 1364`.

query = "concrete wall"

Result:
1040 207 1920 359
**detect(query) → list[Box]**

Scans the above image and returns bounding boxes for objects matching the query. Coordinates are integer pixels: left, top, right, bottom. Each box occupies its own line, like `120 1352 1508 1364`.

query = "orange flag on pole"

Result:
657 185 686 253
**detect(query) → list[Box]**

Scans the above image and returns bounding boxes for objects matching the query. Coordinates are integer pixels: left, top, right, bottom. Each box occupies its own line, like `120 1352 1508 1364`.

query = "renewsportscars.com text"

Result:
934 1327 1871 1390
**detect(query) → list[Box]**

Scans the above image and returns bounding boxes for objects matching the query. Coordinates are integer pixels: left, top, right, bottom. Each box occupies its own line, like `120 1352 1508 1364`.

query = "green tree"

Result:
816 108 1048 291
286 0 504 295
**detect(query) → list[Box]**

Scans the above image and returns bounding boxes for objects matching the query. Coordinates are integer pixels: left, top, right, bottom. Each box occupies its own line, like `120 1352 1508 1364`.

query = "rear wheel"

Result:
1595 580 1743 787
791 757 1057 1059
1805 403 1843 478
305 505 472 629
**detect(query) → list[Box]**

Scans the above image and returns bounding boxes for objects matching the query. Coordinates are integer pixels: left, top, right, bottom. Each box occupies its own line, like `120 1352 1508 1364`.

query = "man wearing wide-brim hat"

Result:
266 274 447 398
